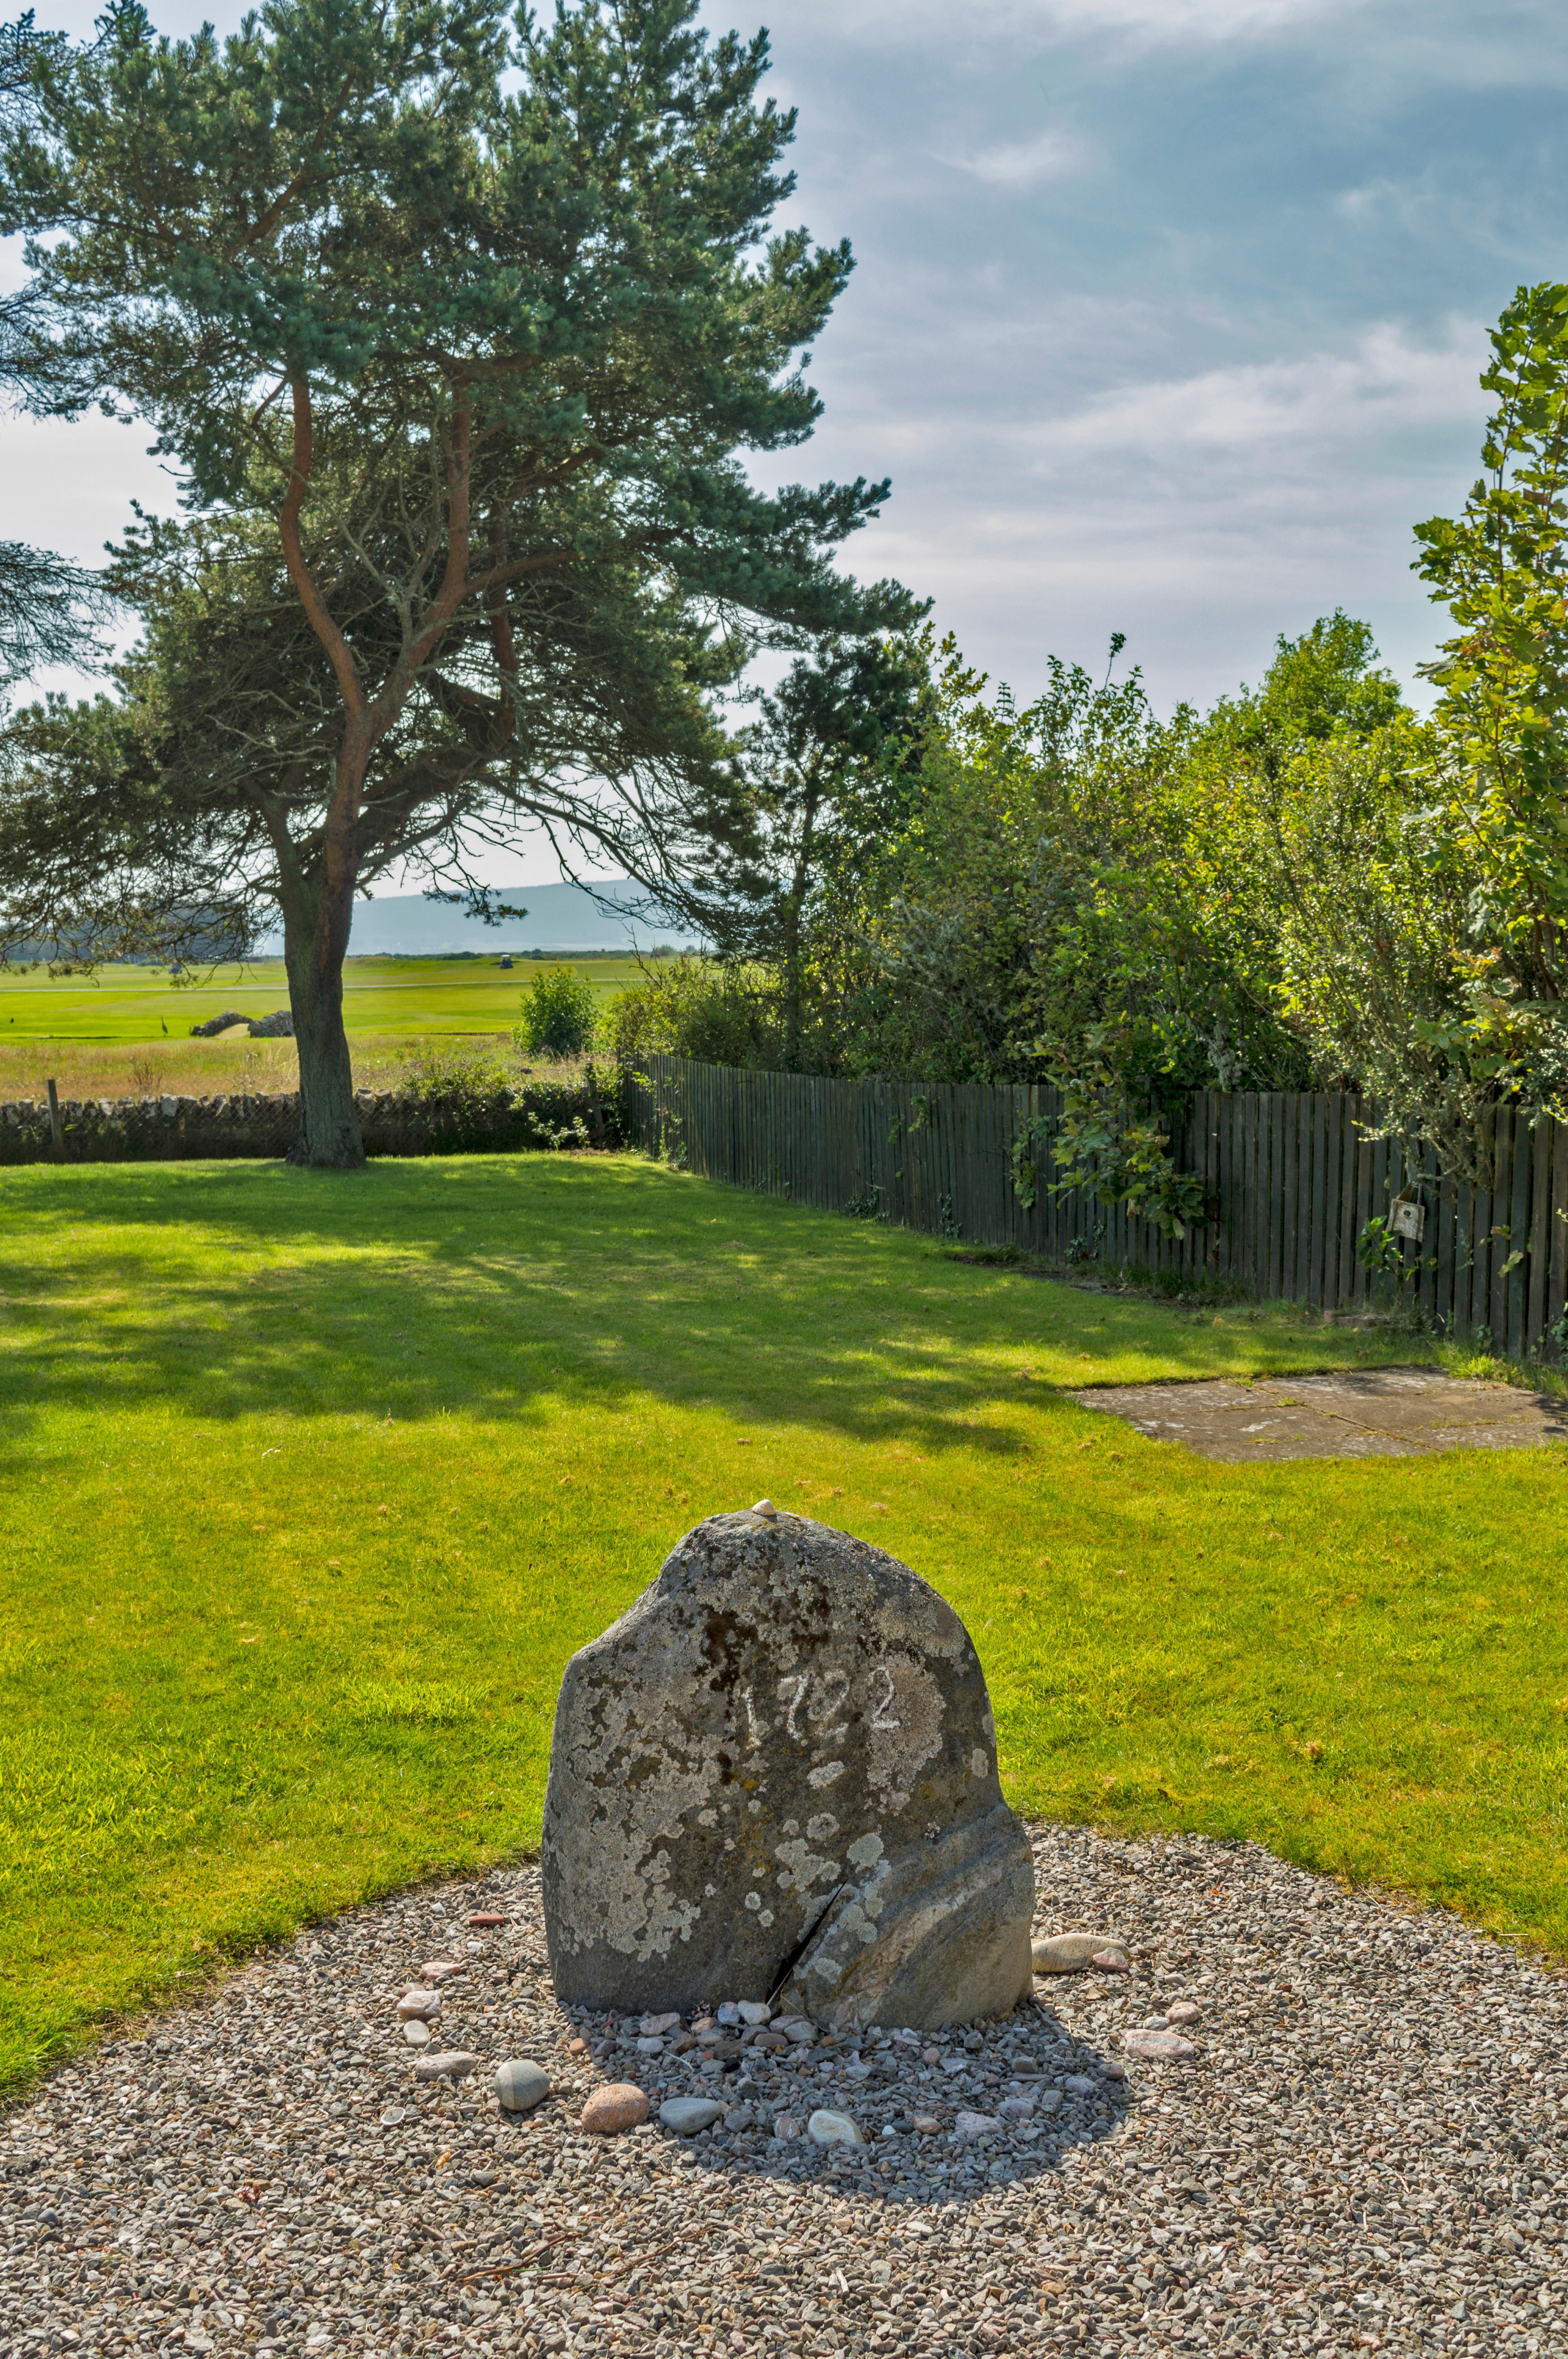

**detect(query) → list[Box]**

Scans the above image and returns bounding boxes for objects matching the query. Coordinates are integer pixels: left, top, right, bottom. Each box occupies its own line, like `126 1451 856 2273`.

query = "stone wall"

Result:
0 1078 622 1165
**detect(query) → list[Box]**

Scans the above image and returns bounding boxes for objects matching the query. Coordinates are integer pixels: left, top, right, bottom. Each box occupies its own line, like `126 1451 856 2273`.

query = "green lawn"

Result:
0 952 642 1043
3 1151 1566 2098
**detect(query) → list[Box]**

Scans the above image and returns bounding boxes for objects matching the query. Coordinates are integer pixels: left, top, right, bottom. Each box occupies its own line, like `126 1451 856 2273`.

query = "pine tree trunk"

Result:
281 867 364 1170
781 787 820 1071
781 896 803 1070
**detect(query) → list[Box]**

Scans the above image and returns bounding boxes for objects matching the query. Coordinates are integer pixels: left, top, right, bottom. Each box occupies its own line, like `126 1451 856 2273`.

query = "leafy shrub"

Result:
414 1045 513 1094
1253 725 1568 1183
388 1041 622 1154
603 956 786 1069
398 1042 511 1101
515 965 598 1059
395 1042 525 1150
1011 1095 1207 1241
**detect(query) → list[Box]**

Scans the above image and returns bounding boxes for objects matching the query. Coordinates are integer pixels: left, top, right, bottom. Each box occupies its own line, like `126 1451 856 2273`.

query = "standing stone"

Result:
540 1505 1034 2029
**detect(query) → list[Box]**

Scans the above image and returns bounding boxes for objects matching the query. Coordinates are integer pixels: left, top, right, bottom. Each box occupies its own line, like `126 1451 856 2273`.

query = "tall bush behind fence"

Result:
624 1056 1568 1365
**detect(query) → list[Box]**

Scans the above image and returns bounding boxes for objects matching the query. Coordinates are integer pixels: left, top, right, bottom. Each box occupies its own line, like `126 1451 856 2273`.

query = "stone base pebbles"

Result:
3 1825 1565 2357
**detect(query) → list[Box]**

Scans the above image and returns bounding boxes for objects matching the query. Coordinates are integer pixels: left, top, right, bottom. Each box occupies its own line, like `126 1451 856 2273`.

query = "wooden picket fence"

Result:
623 1056 1568 1365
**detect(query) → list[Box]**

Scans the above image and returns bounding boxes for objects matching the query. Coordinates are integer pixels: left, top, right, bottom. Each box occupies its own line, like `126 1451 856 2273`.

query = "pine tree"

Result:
0 0 913 1160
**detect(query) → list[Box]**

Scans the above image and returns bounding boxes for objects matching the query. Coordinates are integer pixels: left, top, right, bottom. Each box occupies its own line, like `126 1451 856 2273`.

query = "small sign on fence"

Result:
1390 1199 1425 1244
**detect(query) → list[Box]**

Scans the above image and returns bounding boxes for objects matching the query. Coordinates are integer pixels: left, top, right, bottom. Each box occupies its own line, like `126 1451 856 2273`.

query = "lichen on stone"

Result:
541 1507 1034 2024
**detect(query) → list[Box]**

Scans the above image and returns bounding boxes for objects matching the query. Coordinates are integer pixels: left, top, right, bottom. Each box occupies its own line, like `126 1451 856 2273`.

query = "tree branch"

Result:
279 378 364 724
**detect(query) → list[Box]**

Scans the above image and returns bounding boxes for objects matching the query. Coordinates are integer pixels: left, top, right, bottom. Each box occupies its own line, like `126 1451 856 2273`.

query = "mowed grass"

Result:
0 952 642 1055
3 1152 1567 2097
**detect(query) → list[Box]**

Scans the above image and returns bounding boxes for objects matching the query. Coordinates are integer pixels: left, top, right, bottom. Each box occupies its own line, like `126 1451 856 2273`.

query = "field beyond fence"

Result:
627 1056 1568 1365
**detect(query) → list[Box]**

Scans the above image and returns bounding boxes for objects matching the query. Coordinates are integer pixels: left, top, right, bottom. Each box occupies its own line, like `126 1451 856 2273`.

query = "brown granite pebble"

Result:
580 2080 651 2134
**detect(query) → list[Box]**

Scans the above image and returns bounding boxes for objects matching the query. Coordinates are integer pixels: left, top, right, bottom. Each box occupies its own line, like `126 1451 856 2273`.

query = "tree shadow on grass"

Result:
0 1155 1252 1454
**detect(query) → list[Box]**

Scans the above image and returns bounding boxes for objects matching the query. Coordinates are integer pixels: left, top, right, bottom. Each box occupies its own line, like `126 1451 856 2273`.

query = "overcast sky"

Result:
2 0 1563 866
746 0 1565 711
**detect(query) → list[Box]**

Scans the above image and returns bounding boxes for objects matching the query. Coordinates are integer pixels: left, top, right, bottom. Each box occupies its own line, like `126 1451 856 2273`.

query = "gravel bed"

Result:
4 1823 1566 2358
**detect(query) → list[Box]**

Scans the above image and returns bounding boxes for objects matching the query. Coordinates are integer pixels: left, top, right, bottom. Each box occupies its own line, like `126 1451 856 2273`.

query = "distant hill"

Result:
260 879 701 957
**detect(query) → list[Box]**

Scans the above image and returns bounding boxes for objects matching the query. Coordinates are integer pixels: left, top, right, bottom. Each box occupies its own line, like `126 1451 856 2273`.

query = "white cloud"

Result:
761 0 1359 53
1045 318 1487 460
1035 0 1349 35
783 308 1493 714
941 125 1093 189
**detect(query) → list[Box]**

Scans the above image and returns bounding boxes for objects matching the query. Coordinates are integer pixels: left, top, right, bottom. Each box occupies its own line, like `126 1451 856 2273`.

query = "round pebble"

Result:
1031 1930 1125 1974
401 2019 430 2047
1123 2027 1197 2060
493 2057 551 2113
580 2081 650 2134
806 2108 864 2147
412 2048 479 2081
658 2096 724 2136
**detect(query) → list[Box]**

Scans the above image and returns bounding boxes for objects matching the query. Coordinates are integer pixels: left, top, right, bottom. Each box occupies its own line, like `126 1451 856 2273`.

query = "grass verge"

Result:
2 1151 1565 2095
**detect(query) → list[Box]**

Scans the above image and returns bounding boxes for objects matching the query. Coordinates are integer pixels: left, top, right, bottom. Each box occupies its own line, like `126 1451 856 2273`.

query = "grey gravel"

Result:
3 1825 1567 2357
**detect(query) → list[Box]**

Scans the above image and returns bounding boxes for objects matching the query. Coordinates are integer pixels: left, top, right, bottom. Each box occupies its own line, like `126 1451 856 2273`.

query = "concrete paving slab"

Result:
1077 1366 1568 1463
